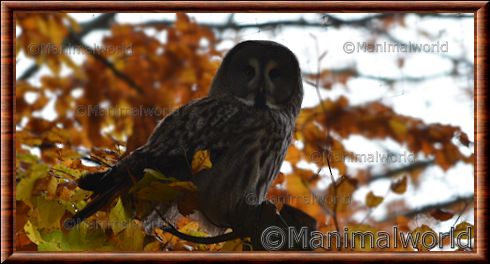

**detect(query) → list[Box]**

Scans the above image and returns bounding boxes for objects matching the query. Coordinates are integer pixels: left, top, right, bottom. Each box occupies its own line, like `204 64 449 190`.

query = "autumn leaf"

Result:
365 191 384 208
30 196 66 230
129 168 174 193
16 162 50 206
346 223 379 251
430 209 454 221
390 175 407 194
128 168 198 216
114 220 145 251
411 224 437 251
325 176 357 212
221 238 245 251
134 182 182 204
454 221 474 240
109 198 128 234
285 144 302 164
144 241 162 252
191 149 213 174
24 220 45 246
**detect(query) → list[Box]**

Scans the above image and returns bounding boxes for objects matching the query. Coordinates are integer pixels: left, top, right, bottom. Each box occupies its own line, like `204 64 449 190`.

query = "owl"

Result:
68 40 304 238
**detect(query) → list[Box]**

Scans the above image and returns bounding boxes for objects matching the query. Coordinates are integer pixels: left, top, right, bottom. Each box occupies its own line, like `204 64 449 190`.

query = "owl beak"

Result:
254 84 267 109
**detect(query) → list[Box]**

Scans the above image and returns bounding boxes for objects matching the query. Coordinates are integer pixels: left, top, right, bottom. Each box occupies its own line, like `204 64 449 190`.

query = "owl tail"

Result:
65 166 130 229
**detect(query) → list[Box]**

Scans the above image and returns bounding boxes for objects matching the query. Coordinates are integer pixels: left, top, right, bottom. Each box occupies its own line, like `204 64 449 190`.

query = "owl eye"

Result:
269 68 281 80
243 65 255 79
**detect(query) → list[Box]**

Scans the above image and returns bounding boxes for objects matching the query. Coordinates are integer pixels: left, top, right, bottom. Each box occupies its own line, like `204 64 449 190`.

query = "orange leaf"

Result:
430 209 454 221
390 176 407 194
365 191 384 208
325 176 357 212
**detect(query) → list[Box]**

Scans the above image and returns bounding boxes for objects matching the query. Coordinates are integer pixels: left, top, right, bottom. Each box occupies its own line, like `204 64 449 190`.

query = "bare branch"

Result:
303 68 454 87
137 13 471 31
366 159 435 183
380 194 473 222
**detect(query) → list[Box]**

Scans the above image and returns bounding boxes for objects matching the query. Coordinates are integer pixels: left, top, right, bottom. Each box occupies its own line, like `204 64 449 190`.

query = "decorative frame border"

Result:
1 1 488 262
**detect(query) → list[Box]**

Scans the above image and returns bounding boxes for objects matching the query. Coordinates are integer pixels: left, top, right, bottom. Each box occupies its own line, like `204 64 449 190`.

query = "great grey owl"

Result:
68 40 304 238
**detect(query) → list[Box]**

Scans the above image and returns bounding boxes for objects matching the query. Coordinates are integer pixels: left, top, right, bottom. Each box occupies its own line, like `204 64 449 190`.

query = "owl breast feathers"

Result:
70 40 303 235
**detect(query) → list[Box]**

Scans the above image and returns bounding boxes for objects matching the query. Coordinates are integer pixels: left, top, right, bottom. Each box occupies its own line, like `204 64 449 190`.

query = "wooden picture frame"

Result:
1 1 487 262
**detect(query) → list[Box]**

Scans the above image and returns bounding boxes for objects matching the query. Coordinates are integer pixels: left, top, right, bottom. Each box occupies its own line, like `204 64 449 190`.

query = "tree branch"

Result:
162 226 239 245
304 68 454 86
137 13 471 31
153 208 240 245
380 194 474 222
369 26 474 71
18 13 117 81
366 159 435 183
65 31 144 94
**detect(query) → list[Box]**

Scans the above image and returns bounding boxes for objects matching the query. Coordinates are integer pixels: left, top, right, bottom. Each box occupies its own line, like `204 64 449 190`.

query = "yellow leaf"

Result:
346 223 379 251
109 198 128 234
454 221 474 240
115 220 145 251
24 220 45 245
389 118 408 136
411 224 437 251
16 163 50 206
221 238 244 251
191 150 212 174
365 191 384 208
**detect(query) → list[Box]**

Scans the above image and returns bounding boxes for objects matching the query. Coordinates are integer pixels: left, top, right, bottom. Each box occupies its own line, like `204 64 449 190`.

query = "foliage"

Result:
15 13 474 252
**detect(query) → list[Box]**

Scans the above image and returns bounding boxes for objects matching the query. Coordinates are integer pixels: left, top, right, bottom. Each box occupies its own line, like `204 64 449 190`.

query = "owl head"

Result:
210 40 303 115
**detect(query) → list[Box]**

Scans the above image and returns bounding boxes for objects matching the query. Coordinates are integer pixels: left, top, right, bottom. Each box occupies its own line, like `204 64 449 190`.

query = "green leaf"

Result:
16 163 50 205
60 222 111 251
52 163 83 179
36 223 111 251
37 230 63 251
31 196 66 230
143 168 173 181
109 198 128 234
135 182 181 203
129 168 175 193
17 153 41 165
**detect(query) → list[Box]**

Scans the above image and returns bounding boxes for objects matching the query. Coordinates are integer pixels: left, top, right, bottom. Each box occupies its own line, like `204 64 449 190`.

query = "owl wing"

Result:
143 96 240 160
69 96 241 226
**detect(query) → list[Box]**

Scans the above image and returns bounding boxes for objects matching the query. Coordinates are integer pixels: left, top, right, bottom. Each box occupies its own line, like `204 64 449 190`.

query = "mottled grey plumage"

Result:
71 40 303 235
